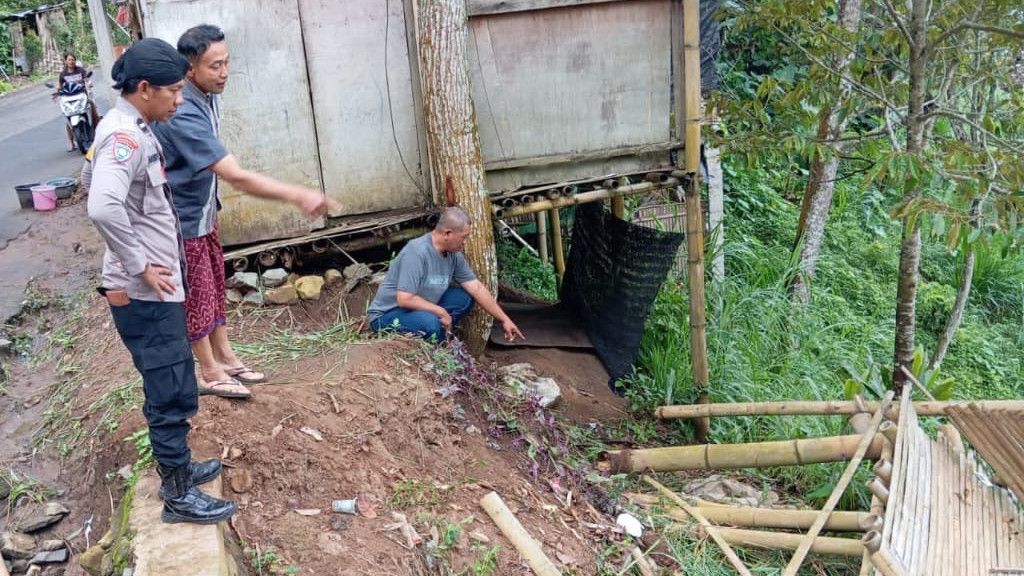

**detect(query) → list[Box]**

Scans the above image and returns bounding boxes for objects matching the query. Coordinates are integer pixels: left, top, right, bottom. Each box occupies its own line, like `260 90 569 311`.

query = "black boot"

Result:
158 459 222 499
158 464 237 525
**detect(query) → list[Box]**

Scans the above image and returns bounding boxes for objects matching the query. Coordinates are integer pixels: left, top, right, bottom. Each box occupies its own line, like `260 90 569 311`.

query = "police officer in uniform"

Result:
87 38 235 525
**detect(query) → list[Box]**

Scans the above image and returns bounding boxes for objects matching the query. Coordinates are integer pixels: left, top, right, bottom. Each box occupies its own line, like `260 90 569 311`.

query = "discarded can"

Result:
332 498 358 514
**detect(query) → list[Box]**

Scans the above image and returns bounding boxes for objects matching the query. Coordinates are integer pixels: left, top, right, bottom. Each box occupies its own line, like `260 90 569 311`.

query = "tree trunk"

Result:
891 0 929 395
414 0 496 355
790 0 862 304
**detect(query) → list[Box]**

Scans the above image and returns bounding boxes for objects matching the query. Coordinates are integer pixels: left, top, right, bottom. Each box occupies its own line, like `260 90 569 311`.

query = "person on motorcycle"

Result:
56 52 101 151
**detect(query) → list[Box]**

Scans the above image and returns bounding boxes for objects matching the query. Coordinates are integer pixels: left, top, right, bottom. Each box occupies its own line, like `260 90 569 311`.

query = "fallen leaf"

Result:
300 426 324 441
294 509 321 516
468 531 490 544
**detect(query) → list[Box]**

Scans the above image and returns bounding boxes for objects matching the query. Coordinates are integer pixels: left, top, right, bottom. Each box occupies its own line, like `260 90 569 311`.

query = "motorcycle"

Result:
47 71 95 154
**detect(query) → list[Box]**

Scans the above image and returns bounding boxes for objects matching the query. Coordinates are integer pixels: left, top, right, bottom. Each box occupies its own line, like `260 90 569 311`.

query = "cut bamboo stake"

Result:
604 434 884 473
494 180 678 218
628 545 657 576
643 475 754 576
535 211 548 263
862 531 907 576
782 392 893 576
625 493 867 531
654 400 1024 420
611 196 626 219
705 526 863 557
479 491 561 576
549 208 565 285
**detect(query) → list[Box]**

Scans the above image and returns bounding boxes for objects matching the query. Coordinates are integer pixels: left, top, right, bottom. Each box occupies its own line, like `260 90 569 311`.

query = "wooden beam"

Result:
484 140 682 171
494 179 678 218
468 0 624 17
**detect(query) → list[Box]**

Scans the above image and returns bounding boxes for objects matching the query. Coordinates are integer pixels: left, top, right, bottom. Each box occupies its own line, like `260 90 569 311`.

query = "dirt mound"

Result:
186 339 600 575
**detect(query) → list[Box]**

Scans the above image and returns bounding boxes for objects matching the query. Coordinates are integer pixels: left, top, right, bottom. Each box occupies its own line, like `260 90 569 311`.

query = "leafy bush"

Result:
23 30 42 73
495 237 557 301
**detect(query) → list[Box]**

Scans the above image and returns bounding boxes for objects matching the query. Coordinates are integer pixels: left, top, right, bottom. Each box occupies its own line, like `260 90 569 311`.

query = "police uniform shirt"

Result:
87 97 186 303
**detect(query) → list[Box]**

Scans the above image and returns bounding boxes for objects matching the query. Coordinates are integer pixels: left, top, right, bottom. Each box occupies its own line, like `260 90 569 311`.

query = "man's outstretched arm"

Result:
460 279 524 341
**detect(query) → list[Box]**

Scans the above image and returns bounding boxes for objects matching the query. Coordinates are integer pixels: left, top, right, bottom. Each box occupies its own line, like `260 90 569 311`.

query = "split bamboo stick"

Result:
604 434 884 473
882 393 912 561
910 429 932 574
938 423 964 453
643 475 754 576
927 435 947 576
625 493 867 531
653 400 1024 420
782 392 893 576
628 546 656 576
479 491 561 576
611 196 625 219
549 208 565 284
704 526 863 557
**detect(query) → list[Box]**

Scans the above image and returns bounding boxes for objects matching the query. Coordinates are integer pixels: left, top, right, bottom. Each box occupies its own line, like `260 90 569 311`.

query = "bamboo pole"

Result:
604 434 884 473
862 531 907 576
611 196 626 219
681 0 711 443
549 208 565 285
643 476 754 576
536 212 549 263
628 546 657 576
703 526 863 557
495 180 677 218
625 493 867 531
654 400 1024 420
782 393 893 576
479 491 561 576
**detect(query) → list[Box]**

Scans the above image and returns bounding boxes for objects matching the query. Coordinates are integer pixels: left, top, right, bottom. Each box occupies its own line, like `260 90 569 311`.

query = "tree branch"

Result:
877 0 914 46
923 109 1024 154
960 22 1024 40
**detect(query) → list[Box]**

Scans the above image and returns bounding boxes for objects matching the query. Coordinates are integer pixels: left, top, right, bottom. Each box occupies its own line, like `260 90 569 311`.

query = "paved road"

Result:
0 83 99 247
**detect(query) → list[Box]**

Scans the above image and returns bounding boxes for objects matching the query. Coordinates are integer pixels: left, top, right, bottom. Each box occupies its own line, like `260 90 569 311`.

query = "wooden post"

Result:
413 0 496 355
536 212 549 263
680 0 711 442
550 208 565 285
611 195 625 219
86 0 116 109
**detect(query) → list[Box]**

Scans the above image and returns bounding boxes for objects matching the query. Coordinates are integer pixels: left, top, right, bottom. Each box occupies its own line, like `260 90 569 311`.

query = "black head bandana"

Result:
111 37 189 89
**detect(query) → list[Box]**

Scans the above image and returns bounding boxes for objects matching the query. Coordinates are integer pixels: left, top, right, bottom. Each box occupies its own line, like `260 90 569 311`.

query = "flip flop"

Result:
198 378 253 399
226 365 267 384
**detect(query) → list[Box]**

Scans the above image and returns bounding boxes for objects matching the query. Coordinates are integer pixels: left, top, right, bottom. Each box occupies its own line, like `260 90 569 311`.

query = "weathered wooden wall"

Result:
142 0 325 246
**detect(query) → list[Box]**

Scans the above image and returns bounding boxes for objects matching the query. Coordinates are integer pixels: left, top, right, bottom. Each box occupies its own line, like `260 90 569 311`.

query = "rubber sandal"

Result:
198 378 253 399
225 365 267 384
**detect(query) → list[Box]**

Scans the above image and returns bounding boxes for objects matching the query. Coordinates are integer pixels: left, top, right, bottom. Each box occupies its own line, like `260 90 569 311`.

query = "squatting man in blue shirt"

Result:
367 207 525 343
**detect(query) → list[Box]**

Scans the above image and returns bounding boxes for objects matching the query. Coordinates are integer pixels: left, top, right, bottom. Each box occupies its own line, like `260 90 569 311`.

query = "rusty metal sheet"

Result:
468 0 674 191
141 0 325 246
299 0 429 216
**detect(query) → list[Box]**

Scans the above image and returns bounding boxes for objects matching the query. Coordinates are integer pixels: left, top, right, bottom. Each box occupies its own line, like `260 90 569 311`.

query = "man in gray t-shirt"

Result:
368 207 524 342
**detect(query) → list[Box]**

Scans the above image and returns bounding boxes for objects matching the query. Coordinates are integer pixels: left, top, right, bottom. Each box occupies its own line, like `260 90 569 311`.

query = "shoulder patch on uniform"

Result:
112 133 138 163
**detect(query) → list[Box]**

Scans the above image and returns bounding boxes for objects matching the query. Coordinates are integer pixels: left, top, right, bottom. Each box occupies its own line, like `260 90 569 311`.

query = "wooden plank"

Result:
885 393 914 562
925 439 943 576
484 140 682 171
781 393 892 576
299 0 427 215
469 0 626 17
911 429 932 574
467 0 673 192
143 0 325 246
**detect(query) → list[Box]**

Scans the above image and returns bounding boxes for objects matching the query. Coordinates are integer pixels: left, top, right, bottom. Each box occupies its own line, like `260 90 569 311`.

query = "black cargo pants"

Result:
108 298 197 469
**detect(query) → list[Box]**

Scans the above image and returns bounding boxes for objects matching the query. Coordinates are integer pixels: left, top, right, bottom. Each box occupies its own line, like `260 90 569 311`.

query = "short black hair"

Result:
64 51 76 60
177 24 225 62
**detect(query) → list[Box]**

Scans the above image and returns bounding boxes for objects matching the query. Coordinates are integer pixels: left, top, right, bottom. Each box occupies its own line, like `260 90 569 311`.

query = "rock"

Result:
230 469 254 494
29 548 68 564
15 503 69 533
681 474 779 508
615 512 644 538
343 263 372 280
465 425 481 435
225 288 245 304
0 337 12 354
27 565 42 576
10 559 28 573
324 269 343 287
38 540 65 552
242 290 266 306
100 552 114 576
264 285 298 305
261 268 289 288
78 545 105 576
227 272 260 290
496 363 561 408
1 531 36 559
294 276 325 301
